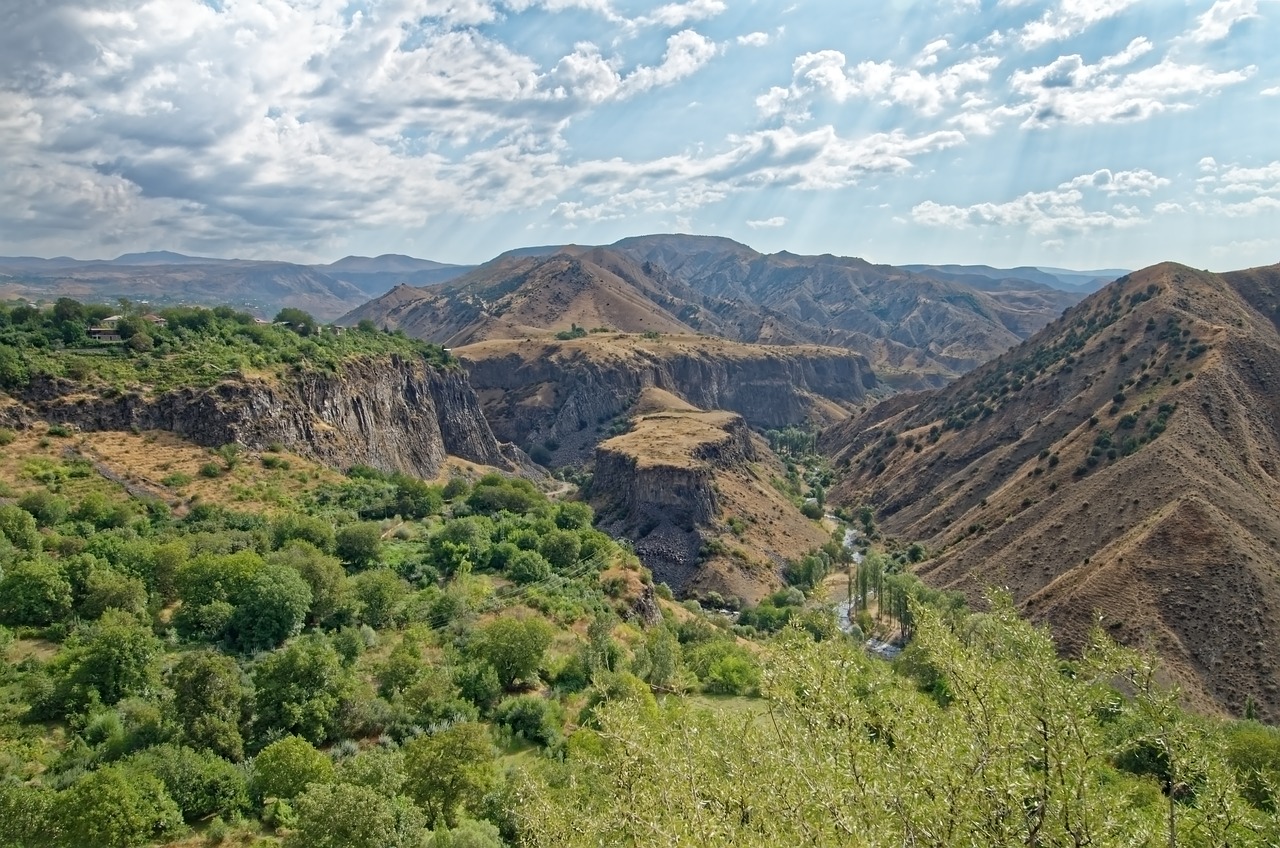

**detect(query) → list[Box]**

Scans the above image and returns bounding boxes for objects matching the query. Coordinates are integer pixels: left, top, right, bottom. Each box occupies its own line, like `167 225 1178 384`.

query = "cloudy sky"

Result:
1 0 1275 270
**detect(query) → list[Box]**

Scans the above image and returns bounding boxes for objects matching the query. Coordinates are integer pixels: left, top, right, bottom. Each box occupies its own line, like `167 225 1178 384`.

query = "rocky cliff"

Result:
4 355 520 480
458 334 877 465
591 405 828 600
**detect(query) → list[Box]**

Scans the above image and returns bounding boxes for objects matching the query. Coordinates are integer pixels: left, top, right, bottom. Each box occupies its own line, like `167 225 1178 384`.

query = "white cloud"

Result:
759 48 999 120
746 216 787 228
1186 0 1259 43
1199 156 1220 172
633 0 726 28
1008 50 1254 128
1263 86 1280 96
1154 202 1184 214
912 171 1152 235
737 31 770 47
619 30 718 94
1017 0 1142 48
1060 168 1170 195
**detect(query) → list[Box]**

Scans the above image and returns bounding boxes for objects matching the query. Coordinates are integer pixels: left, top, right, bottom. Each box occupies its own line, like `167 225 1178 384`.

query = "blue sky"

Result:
0 0 1275 270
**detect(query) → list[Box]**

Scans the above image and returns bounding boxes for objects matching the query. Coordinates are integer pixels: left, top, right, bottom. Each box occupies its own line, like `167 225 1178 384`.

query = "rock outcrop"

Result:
458 334 876 465
5 356 519 480
591 407 827 600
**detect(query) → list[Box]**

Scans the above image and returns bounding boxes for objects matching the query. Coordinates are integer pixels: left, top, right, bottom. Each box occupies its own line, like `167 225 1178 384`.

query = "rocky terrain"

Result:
823 261 1280 721
457 333 877 465
591 391 828 601
341 235 1083 386
2 355 523 480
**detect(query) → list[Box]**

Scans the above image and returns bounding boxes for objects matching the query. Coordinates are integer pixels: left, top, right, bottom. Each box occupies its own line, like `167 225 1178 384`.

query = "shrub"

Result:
250 736 335 803
200 462 223 479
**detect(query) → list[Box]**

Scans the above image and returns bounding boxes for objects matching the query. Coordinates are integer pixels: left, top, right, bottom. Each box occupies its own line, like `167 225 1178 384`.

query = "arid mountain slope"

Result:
823 262 1280 721
341 235 1083 386
457 333 876 464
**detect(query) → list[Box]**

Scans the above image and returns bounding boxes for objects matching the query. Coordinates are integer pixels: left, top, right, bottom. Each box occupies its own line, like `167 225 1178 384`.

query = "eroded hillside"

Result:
591 390 829 602
823 262 1280 720
341 235 1082 386
458 333 876 465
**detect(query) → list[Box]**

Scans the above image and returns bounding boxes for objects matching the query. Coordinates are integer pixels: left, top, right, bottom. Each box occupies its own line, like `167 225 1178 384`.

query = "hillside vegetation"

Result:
1 294 1279 847
0 299 449 396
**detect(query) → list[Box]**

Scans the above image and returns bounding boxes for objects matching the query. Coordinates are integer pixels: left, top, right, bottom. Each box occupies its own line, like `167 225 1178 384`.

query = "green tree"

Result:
0 780 57 848
286 782 426 848
538 529 581 570
125 743 248 822
252 635 351 744
250 735 335 803
48 609 162 712
268 540 354 628
403 723 497 827
470 616 553 689
78 568 148 620
353 568 407 629
336 522 384 569
54 766 182 848
226 563 313 652
18 490 69 528
168 650 249 761
0 504 41 553
272 513 337 553
506 549 551 585
273 307 317 335
0 559 72 626
426 818 505 848
337 747 407 796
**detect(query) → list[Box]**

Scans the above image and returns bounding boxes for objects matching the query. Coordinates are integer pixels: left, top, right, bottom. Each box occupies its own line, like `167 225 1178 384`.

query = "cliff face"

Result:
458 334 876 464
591 409 827 600
6 356 515 480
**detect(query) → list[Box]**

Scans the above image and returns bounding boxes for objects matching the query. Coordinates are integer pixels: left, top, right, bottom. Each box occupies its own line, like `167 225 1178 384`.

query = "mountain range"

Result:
340 235 1090 386
0 252 472 321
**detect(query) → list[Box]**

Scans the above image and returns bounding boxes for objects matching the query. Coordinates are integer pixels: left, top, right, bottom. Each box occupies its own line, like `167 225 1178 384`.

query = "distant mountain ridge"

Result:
0 250 474 320
341 234 1086 387
902 263 1128 293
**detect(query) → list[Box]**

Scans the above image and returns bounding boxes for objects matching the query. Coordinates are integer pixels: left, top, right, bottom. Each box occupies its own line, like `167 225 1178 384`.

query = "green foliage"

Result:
354 568 408 628
252 636 351 744
336 747 407 796
78 567 148 620
0 504 42 553
265 543 352 631
168 650 250 761
493 694 564 747
285 782 427 848
43 610 163 716
18 490 70 527
426 818 505 848
125 743 248 822
0 558 73 626
466 474 543 516
470 616 553 689
226 564 313 652
403 723 498 827
336 522 384 569
554 323 588 341
54 765 183 848
250 735 335 803
0 299 450 394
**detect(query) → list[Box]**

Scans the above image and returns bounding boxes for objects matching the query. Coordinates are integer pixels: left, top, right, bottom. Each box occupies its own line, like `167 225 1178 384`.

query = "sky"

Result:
0 0 1276 271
